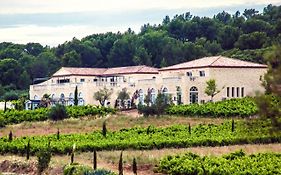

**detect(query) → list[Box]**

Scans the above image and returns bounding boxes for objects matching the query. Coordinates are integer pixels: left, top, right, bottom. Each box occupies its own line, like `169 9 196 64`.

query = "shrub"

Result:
138 93 172 117
84 169 116 175
64 163 92 175
49 104 68 121
37 148 52 174
166 97 258 117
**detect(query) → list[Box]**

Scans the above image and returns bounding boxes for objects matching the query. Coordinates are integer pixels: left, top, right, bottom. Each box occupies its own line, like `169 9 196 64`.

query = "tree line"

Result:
0 4 280 97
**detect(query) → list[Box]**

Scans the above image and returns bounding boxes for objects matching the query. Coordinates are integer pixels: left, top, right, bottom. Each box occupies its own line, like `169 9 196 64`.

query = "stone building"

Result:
29 56 267 108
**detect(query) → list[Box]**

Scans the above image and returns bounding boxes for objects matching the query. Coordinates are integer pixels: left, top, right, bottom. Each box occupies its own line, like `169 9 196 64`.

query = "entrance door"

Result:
189 86 198 104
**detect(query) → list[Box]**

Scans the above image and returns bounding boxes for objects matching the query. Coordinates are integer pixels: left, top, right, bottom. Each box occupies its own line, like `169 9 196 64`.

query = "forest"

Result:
0 4 280 97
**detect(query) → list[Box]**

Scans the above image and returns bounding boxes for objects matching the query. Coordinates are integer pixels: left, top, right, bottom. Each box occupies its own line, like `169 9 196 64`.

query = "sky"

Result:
0 0 280 47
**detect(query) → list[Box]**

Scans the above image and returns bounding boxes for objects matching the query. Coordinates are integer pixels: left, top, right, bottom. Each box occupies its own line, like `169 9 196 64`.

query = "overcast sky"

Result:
0 0 280 47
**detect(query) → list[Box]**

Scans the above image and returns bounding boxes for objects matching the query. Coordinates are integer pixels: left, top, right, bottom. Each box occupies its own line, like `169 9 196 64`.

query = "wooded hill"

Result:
0 4 280 97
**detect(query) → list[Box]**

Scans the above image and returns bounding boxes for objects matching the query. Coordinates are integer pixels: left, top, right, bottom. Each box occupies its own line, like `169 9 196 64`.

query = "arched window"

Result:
176 86 182 105
78 98 85 106
189 86 198 104
51 94 55 100
34 95 39 100
150 88 156 104
69 93 74 99
68 93 74 106
162 87 168 97
138 89 144 105
60 93 65 99
78 92 83 98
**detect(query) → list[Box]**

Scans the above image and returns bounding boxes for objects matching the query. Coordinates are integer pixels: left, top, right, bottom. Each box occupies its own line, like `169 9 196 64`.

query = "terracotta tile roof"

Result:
160 56 267 71
103 65 158 75
53 65 158 77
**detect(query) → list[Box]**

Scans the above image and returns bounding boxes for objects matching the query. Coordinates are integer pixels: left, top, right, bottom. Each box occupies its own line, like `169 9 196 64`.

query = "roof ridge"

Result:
137 65 146 72
209 56 222 66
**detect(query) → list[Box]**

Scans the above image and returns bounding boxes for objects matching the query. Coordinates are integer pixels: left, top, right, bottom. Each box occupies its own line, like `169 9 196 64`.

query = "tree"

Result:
94 87 113 106
48 104 68 121
62 50 81 67
38 94 51 108
117 88 130 109
74 86 78 106
118 151 123 175
235 32 268 50
243 8 259 19
256 45 281 131
204 79 223 102
132 157 137 175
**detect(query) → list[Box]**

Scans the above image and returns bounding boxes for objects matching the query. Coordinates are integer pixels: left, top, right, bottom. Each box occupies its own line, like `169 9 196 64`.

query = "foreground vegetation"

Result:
0 120 280 155
157 150 281 175
167 97 258 117
0 105 116 127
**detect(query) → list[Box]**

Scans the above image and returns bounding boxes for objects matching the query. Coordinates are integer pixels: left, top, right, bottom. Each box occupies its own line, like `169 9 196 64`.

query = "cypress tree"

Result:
132 157 137 175
8 130 13 141
57 128 60 140
74 86 78 106
26 140 30 160
102 120 107 137
188 123 191 134
93 150 97 170
232 119 235 132
118 151 123 175
71 152 74 164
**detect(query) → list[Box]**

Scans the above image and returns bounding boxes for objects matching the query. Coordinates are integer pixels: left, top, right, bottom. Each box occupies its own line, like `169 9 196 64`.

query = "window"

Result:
232 87 235 97
200 100 205 104
150 88 156 104
241 87 244 97
186 72 192 77
199 71 205 77
93 78 98 82
58 79 70 83
236 87 240 97
226 87 230 97
80 79 85 82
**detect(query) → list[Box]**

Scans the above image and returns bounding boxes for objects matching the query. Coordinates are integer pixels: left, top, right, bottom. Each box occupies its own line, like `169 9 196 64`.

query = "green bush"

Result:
37 148 52 174
157 151 281 175
84 169 116 175
138 93 172 117
49 104 68 121
0 105 116 126
64 163 92 175
166 97 258 117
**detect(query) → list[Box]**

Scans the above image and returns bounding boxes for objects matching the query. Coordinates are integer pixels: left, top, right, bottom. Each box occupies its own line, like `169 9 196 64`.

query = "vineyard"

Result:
157 150 281 175
166 97 258 117
0 105 116 127
0 120 280 155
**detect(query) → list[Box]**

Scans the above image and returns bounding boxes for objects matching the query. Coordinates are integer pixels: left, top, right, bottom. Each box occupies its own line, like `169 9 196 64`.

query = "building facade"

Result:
29 56 267 108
